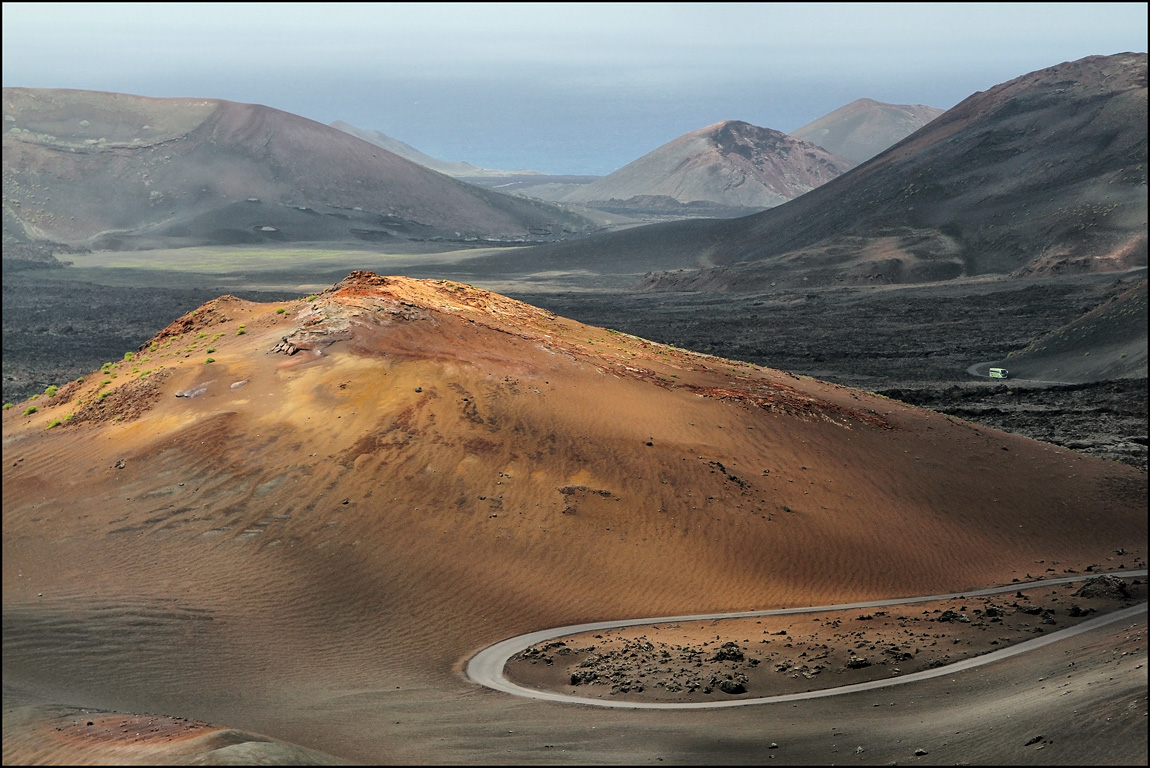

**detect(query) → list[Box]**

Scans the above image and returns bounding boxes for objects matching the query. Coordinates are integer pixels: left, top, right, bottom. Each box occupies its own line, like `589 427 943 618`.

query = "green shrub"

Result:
205 358 215 364
206 347 215 354
2 402 13 410
123 351 135 362
22 405 37 416
236 325 247 336
276 307 286 314
47 418 61 429
44 385 59 397
98 391 110 401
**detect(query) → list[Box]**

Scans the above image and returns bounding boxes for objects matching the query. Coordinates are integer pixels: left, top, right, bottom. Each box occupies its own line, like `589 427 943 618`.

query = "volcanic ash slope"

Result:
2 272 1146 759
5 269 1146 617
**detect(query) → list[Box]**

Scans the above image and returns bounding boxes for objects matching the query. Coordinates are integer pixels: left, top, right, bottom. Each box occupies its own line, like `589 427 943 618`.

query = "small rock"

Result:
1024 735 1043 746
711 642 745 662
936 609 970 623
1074 575 1129 599
719 678 746 694
914 748 928 756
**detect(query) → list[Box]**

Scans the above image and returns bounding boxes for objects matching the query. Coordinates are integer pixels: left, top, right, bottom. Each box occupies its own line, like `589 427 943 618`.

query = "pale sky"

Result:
3 2 1147 174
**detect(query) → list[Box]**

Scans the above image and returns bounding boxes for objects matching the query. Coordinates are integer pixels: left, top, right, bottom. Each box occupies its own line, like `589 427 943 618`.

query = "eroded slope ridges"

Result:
1 88 596 249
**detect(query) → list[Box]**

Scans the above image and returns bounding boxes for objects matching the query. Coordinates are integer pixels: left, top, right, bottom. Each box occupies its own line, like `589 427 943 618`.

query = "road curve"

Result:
465 571 1148 709
967 360 999 378
966 361 1064 385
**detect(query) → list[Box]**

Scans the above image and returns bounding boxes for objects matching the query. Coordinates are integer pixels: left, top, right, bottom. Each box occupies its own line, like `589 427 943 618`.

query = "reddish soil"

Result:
3 272 1146 764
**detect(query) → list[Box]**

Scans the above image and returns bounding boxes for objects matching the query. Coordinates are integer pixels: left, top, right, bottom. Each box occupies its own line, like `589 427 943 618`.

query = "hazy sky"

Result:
3 2 1147 174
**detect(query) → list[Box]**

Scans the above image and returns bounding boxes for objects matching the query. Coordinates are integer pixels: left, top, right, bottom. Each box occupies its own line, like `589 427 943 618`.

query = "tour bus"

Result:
989 367 1009 379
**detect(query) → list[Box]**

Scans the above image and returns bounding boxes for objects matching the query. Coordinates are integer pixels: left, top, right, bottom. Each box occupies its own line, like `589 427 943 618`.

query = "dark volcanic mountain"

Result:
491 54 1146 289
643 53 1148 289
789 98 945 163
1001 277 1148 382
1 89 596 252
558 120 855 210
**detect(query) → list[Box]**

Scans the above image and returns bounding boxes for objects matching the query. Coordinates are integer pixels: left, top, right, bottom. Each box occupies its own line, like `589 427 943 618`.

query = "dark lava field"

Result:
3 267 1146 471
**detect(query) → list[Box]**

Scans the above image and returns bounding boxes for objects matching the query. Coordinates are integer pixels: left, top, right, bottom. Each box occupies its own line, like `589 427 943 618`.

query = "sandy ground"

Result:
506 579 1147 703
3 274 1147 764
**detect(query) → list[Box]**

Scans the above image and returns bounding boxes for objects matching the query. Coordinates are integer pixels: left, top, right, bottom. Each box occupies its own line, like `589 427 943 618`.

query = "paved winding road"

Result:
465 571 1148 709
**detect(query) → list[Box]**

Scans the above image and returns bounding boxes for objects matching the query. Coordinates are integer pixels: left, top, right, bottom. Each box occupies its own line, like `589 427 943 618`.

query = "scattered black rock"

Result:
1074 575 1130 599
936 610 970 623
718 678 747 694
711 642 745 662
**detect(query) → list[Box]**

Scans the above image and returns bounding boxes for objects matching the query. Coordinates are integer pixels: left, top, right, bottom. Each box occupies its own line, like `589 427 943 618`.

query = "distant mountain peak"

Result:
560 119 855 210
329 121 546 178
790 98 945 163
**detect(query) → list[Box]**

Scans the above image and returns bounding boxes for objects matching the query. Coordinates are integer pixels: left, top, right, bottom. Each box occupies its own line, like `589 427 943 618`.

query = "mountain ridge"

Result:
556 119 855 210
501 53 1148 290
2 88 598 251
789 98 945 163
